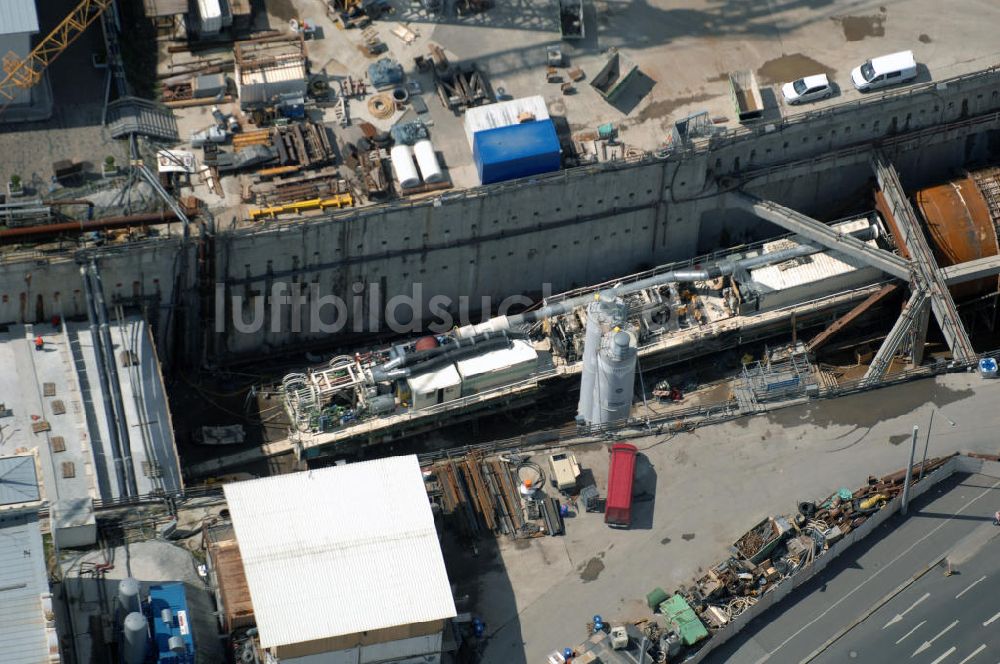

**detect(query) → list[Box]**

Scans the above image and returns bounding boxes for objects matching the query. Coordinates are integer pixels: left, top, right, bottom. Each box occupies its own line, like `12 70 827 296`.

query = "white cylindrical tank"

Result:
122 612 149 664
390 144 420 189
413 139 445 183
577 300 626 424
593 329 637 425
118 578 140 615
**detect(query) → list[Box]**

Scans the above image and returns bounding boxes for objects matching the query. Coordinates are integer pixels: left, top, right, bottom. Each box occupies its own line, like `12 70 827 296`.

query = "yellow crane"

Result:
0 0 115 116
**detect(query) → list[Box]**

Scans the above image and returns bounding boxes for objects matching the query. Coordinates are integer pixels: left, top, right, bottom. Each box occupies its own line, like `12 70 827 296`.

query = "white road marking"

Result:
753 479 1000 664
928 647 957 664
913 621 958 657
885 593 931 628
956 575 987 599
956 644 986 664
982 611 1000 627
896 620 926 645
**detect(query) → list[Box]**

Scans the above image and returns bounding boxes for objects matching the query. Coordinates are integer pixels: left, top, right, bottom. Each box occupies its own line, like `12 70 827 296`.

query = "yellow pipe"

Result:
250 194 354 220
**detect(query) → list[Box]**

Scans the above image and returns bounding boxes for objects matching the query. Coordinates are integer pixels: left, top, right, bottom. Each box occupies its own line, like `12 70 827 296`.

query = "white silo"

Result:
390 144 420 189
413 139 445 183
122 611 149 664
576 299 625 424
118 577 140 615
593 329 637 425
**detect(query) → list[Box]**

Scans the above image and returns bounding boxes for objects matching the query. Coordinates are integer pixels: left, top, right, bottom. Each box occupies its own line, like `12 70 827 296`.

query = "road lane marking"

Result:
761 478 1000 664
982 611 1000 626
956 644 986 664
956 575 987 599
913 621 958 657
896 620 926 645
885 593 931 628
928 647 957 664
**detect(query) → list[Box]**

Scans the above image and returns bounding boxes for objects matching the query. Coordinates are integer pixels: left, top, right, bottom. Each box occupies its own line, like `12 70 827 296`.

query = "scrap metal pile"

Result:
425 453 565 539
559 456 951 664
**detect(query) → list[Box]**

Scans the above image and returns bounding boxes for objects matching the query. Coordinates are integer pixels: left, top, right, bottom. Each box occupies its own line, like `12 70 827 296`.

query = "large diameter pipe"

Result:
0 211 185 240
509 224 878 326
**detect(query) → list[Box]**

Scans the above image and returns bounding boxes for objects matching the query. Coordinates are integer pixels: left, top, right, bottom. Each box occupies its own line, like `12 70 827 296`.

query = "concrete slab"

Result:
456 371 1000 663
160 0 1000 217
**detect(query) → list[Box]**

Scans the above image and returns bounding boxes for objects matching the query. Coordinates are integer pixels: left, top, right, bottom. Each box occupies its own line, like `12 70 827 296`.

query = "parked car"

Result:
851 50 917 91
781 74 833 104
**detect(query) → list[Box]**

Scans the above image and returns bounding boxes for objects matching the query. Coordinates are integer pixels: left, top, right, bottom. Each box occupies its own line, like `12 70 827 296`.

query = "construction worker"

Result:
34 335 43 351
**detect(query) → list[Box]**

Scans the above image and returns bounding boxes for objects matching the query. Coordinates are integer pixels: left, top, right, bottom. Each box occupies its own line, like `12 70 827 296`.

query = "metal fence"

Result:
418 351 996 464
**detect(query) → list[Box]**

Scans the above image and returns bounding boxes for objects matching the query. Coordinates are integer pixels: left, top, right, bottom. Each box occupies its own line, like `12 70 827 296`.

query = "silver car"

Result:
781 74 833 105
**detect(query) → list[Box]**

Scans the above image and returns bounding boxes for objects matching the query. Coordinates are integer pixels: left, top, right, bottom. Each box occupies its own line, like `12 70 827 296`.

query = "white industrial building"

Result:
223 455 457 664
0 0 53 121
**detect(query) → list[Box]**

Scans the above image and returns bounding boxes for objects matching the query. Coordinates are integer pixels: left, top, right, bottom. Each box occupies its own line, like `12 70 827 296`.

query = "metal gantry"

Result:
872 151 977 363
862 288 929 385
730 193 912 280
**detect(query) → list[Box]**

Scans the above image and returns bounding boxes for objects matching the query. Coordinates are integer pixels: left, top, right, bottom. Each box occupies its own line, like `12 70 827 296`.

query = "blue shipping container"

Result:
473 119 561 185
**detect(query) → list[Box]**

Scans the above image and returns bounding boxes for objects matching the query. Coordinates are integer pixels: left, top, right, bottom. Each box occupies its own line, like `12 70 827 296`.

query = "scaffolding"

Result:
736 345 816 412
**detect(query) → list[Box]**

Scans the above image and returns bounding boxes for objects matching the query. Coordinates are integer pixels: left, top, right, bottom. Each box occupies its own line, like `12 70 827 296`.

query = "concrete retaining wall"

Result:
1 68 999 363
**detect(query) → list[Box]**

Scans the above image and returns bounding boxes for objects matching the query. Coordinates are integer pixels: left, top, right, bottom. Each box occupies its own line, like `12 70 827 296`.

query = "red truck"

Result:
605 442 638 527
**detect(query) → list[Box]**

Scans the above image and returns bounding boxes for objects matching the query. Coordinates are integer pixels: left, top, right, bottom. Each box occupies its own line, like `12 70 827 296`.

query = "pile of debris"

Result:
215 121 336 178
553 456 951 664
426 452 566 539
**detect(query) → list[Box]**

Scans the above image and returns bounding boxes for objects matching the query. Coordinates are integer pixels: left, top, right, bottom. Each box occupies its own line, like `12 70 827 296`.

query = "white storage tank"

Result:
391 144 421 189
122 612 149 664
593 329 637 425
576 299 625 424
413 139 445 183
118 577 140 615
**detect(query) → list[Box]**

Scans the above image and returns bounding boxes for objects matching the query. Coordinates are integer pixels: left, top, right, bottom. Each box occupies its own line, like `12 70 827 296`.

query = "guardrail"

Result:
418 350 997 464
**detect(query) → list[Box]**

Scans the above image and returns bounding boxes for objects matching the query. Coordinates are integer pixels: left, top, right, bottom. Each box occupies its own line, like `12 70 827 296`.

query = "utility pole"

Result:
901 425 918 516
918 411 934 481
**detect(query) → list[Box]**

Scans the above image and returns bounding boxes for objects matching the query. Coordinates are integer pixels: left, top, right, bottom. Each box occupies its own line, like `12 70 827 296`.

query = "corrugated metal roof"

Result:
407 364 461 393
224 455 456 649
749 219 876 292
0 0 39 36
0 455 39 506
143 0 189 17
463 95 550 149
0 513 56 664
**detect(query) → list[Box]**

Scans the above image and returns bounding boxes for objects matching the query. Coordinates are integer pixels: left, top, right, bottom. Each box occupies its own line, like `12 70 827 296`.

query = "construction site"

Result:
3 0 1000 662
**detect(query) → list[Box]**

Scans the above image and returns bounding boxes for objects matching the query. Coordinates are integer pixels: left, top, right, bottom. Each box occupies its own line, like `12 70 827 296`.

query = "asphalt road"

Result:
708 472 1000 664
815 514 1000 663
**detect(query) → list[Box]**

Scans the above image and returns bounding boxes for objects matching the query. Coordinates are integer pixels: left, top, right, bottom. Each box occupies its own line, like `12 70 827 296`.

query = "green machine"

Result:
660 594 709 647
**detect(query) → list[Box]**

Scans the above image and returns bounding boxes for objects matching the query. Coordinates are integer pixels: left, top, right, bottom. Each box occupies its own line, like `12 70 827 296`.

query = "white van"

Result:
851 50 917 91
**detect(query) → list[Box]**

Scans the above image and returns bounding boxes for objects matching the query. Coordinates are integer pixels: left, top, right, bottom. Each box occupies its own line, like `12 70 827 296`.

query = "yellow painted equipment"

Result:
255 165 300 178
250 194 354 220
858 493 887 511
233 129 273 151
0 0 114 115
